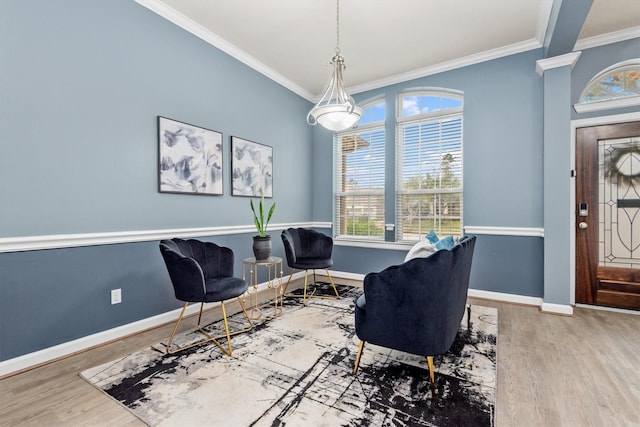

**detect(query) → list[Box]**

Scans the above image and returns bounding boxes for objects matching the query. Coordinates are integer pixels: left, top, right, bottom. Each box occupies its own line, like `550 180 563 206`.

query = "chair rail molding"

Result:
0 222 331 253
463 226 544 237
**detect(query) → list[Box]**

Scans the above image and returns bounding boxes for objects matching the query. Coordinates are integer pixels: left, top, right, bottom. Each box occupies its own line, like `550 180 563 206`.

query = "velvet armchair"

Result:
159 238 252 356
353 235 477 386
281 227 340 305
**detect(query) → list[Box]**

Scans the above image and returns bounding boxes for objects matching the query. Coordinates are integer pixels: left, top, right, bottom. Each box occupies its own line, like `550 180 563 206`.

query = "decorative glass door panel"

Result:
599 137 640 269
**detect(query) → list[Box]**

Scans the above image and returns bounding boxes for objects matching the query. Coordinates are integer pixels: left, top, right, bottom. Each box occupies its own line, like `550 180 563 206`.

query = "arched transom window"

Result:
575 59 640 113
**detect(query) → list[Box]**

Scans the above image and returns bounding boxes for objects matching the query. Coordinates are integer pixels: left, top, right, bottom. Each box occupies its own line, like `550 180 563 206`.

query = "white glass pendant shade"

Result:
313 104 363 131
308 54 362 132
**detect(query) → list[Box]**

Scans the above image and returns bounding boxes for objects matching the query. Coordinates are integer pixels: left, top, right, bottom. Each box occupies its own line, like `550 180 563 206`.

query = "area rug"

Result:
80 284 497 426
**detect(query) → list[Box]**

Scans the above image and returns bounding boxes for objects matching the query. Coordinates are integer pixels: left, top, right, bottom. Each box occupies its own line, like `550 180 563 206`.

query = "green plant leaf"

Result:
249 192 275 237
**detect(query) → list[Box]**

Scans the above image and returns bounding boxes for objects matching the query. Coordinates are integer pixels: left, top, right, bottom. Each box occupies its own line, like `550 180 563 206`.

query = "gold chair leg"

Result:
167 298 253 356
283 268 338 305
196 301 205 326
303 270 309 305
353 340 365 374
304 269 339 304
325 269 339 298
282 268 297 294
166 302 190 354
207 298 253 356
282 268 311 304
427 356 435 385
236 295 253 328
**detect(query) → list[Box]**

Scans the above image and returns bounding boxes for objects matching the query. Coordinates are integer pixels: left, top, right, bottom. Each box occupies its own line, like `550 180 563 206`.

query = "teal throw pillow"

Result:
435 235 455 250
425 229 439 244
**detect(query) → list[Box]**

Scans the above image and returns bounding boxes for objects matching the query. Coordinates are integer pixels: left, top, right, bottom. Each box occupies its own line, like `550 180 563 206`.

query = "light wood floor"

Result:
1 283 640 426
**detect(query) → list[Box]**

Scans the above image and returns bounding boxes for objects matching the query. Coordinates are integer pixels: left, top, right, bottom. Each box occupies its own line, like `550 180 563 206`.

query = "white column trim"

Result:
540 302 574 316
536 51 582 76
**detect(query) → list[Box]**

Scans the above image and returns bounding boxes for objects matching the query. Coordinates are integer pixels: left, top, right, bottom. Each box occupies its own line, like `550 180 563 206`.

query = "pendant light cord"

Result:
335 0 341 55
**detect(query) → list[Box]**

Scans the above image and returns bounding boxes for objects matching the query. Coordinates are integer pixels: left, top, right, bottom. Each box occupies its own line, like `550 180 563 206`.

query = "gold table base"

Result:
242 256 284 321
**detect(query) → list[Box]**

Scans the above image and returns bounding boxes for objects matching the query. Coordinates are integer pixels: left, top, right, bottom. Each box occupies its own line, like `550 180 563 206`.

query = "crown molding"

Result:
535 0 555 44
575 26 640 50
134 0 637 102
535 51 581 76
349 38 542 95
133 0 315 101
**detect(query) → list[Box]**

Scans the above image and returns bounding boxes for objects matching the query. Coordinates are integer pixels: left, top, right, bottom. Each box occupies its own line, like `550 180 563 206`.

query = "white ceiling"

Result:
136 0 640 100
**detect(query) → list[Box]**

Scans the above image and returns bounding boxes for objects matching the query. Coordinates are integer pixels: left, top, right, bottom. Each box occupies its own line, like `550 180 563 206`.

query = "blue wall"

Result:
312 49 547 297
0 0 313 237
0 0 311 361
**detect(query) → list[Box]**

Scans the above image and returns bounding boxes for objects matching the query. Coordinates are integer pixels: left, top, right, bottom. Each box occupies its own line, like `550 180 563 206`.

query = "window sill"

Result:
334 238 412 251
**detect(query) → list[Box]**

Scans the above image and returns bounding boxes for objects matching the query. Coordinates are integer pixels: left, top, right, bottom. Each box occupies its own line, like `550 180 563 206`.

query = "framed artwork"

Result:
158 116 223 195
231 136 273 197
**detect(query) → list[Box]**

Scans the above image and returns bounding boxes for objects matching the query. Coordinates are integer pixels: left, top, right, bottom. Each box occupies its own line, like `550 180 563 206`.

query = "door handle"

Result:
578 222 588 229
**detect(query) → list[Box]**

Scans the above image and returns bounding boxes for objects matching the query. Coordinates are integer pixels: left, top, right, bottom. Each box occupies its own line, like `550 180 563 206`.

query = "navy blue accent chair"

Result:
159 238 252 355
281 227 339 305
353 235 477 387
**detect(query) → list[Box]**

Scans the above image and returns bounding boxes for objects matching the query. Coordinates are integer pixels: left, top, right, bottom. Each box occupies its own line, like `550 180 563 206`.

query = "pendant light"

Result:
307 0 363 132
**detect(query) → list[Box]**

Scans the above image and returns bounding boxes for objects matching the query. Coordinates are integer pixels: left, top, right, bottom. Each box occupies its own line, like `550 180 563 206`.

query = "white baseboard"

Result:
575 303 640 316
0 274 306 379
0 304 191 378
327 271 366 282
467 288 543 306
540 302 574 316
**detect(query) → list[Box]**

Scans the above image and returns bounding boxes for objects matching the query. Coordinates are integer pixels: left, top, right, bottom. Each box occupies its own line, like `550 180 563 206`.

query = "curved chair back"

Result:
281 228 333 269
355 235 476 357
159 238 235 302
280 228 338 304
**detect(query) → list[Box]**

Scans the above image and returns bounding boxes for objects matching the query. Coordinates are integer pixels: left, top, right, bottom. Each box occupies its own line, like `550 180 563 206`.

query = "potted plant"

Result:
250 191 276 260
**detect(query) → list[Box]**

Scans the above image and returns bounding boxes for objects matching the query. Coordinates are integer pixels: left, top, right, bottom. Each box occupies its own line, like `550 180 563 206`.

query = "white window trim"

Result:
395 90 464 242
334 100 386 241
398 89 464 121
574 58 640 113
574 96 640 113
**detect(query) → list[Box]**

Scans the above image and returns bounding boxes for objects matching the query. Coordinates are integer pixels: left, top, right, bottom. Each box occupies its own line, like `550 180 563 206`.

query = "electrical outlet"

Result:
111 288 122 305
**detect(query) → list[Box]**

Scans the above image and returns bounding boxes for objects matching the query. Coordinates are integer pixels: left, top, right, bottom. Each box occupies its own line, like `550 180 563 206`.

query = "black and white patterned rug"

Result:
81 284 497 426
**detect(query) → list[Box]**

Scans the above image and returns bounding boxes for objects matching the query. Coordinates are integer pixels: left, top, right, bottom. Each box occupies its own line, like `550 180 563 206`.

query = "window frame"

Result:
395 89 464 242
333 100 387 241
574 59 640 114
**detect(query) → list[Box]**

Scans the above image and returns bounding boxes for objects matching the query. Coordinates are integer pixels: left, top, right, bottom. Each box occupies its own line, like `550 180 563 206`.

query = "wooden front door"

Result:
576 121 640 310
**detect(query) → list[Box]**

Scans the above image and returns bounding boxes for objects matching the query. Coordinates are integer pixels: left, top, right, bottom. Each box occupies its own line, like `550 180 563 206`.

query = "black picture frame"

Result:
231 136 273 197
158 116 223 195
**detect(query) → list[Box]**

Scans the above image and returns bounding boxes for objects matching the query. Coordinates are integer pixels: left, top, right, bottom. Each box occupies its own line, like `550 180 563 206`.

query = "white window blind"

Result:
335 124 386 239
396 91 463 241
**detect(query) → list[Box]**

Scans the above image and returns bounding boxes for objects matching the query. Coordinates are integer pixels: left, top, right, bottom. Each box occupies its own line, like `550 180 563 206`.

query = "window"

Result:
396 91 463 241
334 101 385 239
575 59 640 113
